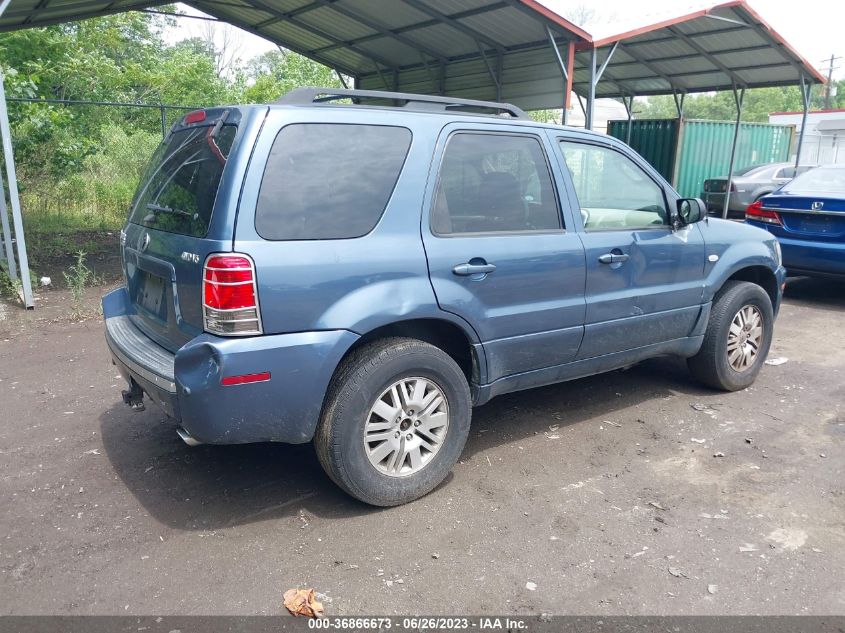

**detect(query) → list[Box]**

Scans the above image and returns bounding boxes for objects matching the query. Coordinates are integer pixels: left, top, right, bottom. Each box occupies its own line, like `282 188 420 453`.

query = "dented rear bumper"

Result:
103 287 358 445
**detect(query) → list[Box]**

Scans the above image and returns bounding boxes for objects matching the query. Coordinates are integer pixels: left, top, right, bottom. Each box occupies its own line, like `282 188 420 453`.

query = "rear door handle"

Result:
453 262 497 276
598 253 630 264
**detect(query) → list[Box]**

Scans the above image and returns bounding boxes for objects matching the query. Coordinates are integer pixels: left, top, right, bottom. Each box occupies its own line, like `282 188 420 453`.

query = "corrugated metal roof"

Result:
0 0 590 103
577 1 827 98
0 0 825 109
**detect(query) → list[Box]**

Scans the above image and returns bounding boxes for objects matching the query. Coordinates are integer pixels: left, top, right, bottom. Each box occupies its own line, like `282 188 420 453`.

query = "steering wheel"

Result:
638 204 668 225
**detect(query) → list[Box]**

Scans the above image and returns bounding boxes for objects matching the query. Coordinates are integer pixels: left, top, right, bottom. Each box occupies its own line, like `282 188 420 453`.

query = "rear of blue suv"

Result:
104 88 785 506
105 104 362 446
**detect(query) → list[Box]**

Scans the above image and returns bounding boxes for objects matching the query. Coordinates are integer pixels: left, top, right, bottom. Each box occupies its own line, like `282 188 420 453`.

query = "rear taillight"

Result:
745 200 782 225
203 254 262 336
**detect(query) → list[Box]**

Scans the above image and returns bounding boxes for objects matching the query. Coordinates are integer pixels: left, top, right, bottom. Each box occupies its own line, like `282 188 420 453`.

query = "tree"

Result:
0 11 237 177
0 10 354 230
241 48 341 103
561 4 597 27
636 83 845 122
200 21 244 79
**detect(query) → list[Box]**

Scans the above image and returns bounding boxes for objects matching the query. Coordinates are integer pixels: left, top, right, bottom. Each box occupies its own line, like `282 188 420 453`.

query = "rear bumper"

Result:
745 226 845 278
103 287 359 444
782 235 845 277
105 311 179 419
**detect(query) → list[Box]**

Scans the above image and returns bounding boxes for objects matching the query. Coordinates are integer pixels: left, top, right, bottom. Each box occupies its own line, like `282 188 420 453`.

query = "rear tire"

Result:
688 280 773 391
315 337 471 506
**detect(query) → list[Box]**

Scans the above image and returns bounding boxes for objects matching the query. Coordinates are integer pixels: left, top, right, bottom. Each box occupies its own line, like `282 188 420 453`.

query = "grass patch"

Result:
21 198 125 234
19 123 157 235
63 251 99 317
0 267 16 299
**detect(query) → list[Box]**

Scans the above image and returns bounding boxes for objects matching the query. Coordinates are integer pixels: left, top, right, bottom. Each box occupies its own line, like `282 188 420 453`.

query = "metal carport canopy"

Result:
0 0 827 309
573 0 826 98
0 0 825 107
0 0 591 112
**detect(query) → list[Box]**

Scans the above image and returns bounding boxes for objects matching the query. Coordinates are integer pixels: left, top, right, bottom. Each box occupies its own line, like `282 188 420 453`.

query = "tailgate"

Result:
121 109 241 352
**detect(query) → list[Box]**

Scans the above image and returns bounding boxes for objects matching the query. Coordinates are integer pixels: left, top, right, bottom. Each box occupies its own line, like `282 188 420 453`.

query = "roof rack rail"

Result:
275 87 528 119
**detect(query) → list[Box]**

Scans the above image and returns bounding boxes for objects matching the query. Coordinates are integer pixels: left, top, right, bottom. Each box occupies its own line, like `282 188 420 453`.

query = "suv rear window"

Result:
255 123 412 240
128 124 236 237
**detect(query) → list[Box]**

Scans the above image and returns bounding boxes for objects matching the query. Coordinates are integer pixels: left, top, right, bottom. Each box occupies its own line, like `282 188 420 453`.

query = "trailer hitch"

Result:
121 379 145 412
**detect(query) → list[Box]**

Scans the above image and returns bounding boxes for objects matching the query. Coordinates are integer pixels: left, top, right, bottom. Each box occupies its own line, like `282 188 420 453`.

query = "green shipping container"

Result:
607 118 794 198
607 118 680 183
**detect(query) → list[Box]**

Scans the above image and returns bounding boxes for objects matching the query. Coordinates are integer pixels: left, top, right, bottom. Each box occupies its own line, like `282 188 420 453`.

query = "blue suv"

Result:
103 88 786 506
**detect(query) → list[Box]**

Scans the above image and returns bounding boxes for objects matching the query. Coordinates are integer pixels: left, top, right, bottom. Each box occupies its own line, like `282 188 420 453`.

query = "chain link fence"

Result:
5 98 197 235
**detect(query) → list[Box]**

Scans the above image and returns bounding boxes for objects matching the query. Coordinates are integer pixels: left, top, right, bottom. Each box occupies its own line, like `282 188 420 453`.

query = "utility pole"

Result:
821 54 842 109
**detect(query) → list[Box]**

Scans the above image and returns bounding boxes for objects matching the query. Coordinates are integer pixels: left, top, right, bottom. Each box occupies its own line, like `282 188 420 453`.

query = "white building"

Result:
535 98 629 134
769 109 845 165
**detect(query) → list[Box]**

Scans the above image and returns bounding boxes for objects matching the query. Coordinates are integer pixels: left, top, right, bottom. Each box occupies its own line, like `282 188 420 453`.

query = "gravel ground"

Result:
0 277 843 615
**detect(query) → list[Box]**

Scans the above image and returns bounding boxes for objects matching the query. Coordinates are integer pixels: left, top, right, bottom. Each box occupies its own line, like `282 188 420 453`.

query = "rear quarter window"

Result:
255 123 412 240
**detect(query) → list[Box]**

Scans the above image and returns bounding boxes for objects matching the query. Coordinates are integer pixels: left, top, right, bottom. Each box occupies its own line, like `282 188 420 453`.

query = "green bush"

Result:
21 124 159 232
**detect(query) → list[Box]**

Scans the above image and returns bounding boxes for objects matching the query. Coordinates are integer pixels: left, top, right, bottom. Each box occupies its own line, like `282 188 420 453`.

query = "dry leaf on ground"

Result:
283 588 325 618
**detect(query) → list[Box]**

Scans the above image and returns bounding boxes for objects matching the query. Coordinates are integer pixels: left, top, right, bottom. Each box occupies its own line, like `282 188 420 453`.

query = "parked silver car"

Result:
703 162 815 218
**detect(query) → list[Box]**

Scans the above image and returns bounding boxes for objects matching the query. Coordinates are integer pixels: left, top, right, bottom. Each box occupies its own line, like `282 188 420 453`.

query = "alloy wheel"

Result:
363 377 450 477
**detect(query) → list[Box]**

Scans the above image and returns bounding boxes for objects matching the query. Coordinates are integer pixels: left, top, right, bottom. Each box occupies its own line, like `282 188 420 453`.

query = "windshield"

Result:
733 164 767 177
127 124 236 237
782 167 845 195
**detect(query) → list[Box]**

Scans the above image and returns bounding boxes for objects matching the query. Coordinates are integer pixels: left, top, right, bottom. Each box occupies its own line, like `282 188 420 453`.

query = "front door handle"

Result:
598 252 630 264
453 262 497 276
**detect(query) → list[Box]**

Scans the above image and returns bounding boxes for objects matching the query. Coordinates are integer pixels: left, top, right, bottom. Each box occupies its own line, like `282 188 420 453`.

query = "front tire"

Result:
688 281 773 391
315 338 471 506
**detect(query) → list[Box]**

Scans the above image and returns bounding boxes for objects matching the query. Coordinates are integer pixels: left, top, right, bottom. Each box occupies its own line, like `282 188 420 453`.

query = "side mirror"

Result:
675 198 706 227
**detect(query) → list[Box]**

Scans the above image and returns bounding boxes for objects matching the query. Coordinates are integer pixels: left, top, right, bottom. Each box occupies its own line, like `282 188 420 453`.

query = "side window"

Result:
431 133 562 235
776 167 796 179
255 123 412 240
559 141 668 231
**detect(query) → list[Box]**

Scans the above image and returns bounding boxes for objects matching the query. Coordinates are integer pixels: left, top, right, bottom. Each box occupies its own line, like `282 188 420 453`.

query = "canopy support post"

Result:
576 94 587 119
476 42 501 102
795 74 811 169
0 173 16 281
673 90 685 118
722 84 746 220
0 72 34 308
374 66 390 91
0 0 16 281
586 42 618 131
565 42 574 125
586 47 596 130
495 52 503 103
622 95 634 145
438 62 446 96
546 27 573 125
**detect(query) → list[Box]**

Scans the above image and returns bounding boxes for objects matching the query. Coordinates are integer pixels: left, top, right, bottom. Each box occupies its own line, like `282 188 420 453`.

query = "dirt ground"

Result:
0 277 843 616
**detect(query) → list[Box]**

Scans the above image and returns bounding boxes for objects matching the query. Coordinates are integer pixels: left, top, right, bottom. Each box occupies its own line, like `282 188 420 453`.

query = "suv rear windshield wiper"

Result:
144 202 195 219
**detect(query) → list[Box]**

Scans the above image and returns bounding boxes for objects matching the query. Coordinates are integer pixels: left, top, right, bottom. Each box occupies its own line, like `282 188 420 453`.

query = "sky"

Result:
168 0 845 83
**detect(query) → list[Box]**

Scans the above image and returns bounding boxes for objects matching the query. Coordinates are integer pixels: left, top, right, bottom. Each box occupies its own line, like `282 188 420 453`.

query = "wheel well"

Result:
348 319 477 383
726 266 778 307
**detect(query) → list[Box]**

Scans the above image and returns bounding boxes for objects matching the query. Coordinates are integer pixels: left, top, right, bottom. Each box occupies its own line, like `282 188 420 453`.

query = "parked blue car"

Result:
103 88 785 506
746 164 845 279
